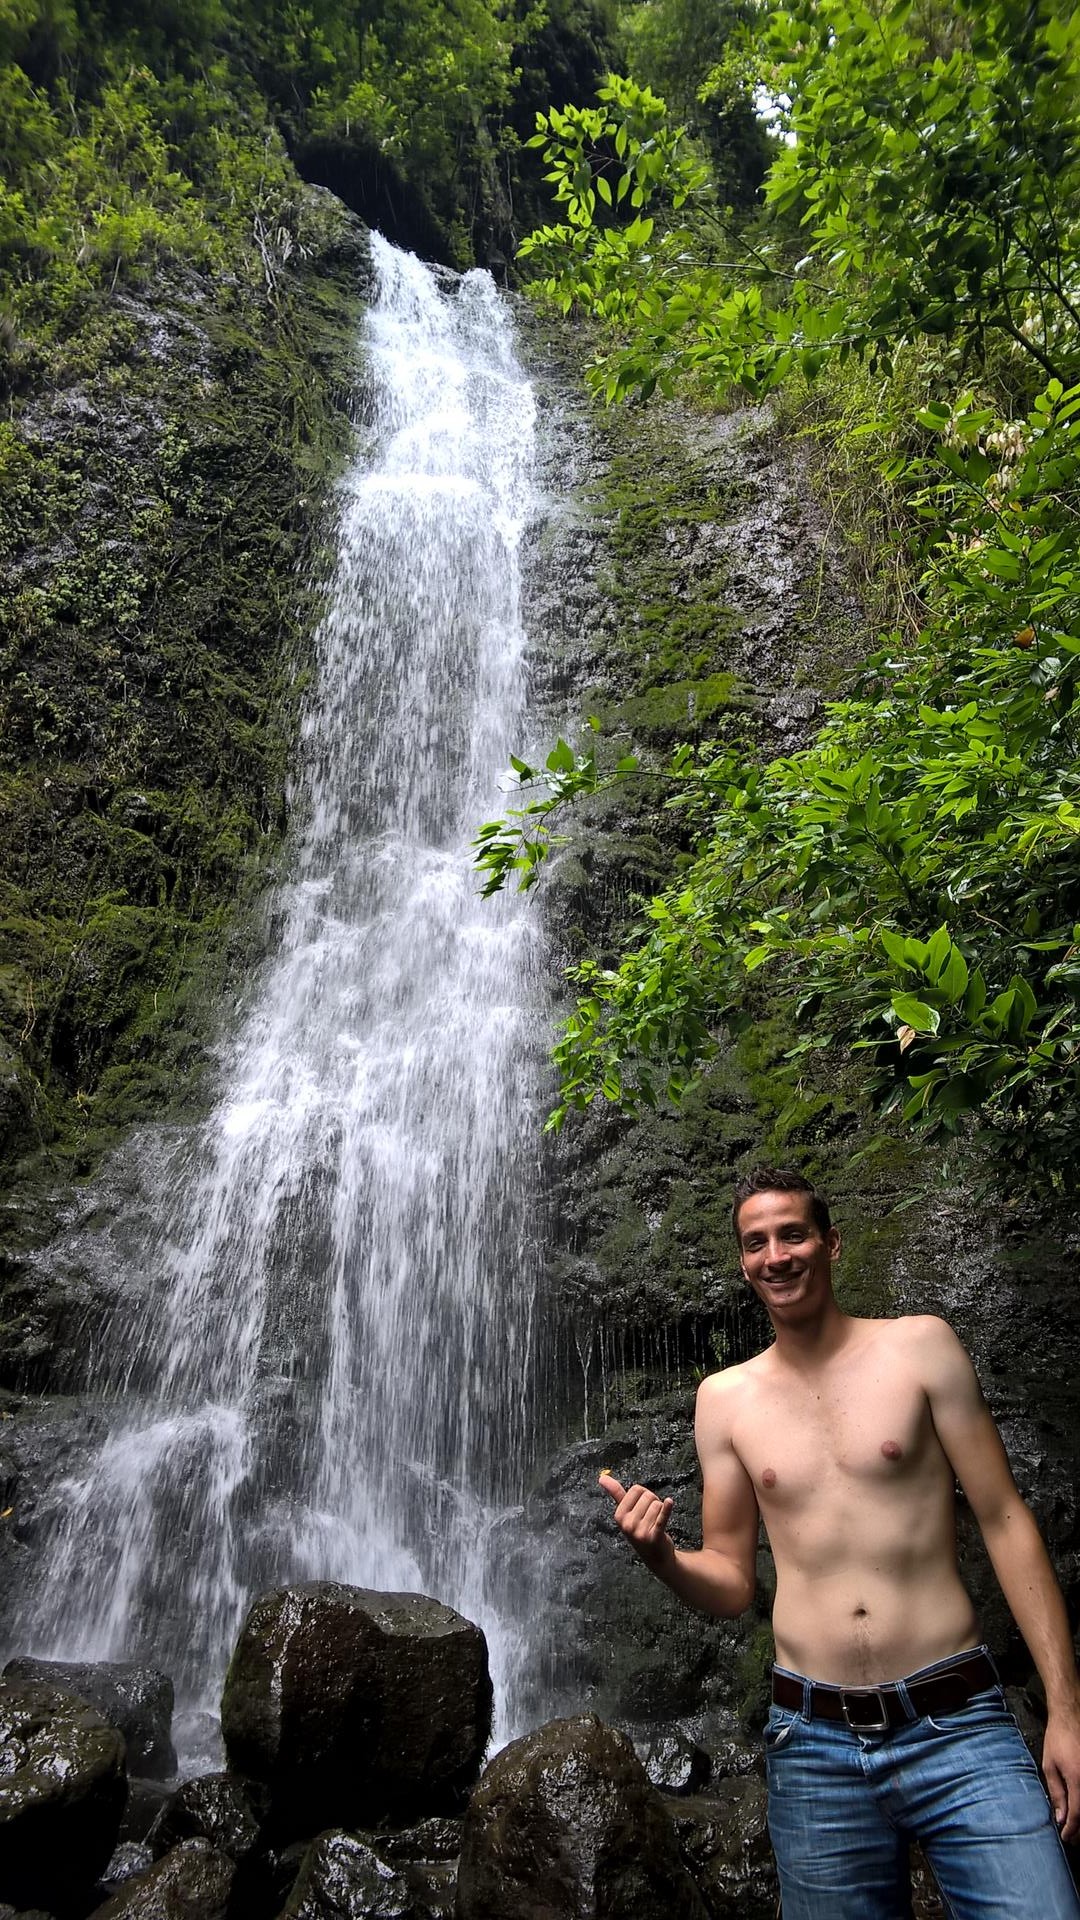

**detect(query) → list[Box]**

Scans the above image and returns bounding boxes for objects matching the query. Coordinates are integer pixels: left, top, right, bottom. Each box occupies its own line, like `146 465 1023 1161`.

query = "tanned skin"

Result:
599 1188 1080 1840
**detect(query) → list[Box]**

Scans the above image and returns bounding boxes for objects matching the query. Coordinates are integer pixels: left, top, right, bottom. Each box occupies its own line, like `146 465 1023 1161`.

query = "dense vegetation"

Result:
0 0 620 337
478 0 1080 1193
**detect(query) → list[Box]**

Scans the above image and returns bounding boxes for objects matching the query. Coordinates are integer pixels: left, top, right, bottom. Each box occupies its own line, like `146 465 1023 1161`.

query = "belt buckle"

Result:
840 1686 890 1732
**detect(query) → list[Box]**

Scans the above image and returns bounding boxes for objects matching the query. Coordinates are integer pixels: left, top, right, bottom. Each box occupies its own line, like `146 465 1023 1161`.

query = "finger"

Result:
643 1497 674 1537
622 1491 673 1537
1043 1759 1067 1831
616 1485 659 1527
1055 1774 1079 1842
597 1472 626 1501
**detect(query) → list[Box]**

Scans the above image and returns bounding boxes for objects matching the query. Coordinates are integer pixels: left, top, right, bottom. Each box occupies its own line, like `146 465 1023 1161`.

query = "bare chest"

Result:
733 1366 936 1508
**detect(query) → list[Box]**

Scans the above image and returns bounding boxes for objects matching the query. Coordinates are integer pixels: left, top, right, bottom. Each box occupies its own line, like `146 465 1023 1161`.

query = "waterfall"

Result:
22 236 546 1763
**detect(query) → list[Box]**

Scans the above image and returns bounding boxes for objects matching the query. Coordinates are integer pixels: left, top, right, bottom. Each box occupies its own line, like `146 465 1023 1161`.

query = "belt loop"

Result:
802 1676 812 1717
894 1678 918 1723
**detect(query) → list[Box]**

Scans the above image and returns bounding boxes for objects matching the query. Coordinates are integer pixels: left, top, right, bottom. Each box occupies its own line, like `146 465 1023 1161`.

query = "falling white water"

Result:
24 237 545 1760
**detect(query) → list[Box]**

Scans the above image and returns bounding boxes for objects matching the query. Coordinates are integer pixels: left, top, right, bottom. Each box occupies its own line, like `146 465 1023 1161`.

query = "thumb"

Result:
598 1471 626 1501
1044 1757 1066 1828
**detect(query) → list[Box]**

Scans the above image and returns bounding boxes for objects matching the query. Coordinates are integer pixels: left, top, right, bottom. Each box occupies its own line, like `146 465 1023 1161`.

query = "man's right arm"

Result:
598 1372 759 1618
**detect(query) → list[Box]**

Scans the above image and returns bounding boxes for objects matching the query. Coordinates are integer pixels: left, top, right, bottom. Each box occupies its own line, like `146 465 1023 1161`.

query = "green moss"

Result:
598 670 756 746
0 189 366 1190
579 410 756 701
735 1617 776 1728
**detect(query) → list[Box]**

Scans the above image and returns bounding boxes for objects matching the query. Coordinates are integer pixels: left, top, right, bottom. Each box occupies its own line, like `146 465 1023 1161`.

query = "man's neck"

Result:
768 1298 857 1370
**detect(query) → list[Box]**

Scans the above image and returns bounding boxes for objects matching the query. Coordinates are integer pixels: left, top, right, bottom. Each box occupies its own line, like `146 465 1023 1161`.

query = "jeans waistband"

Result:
772 1645 1000 1731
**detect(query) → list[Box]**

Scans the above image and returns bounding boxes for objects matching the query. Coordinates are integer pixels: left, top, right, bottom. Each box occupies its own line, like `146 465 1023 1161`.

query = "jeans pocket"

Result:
764 1709 800 1750
925 1684 1006 1733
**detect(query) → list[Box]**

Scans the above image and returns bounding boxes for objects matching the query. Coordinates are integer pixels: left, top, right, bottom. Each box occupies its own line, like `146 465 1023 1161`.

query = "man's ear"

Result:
827 1226 842 1261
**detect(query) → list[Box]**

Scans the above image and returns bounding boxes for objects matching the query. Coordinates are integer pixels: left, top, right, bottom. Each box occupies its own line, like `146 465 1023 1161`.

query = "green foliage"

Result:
0 0 621 337
476 380 1080 1183
621 0 774 208
519 0 1080 400
492 0 1080 1190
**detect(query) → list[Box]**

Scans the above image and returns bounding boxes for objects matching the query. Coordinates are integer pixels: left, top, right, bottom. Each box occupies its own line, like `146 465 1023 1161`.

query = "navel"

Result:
762 1467 777 1489
881 1439 902 1462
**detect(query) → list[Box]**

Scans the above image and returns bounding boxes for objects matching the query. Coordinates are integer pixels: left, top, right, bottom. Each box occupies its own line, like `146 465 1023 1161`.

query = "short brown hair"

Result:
731 1166 832 1240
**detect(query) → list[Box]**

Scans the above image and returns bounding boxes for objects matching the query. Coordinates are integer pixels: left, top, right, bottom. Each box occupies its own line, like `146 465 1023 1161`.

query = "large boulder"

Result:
221 1585 491 1837
668 1780 776 1918
0 1676 127 1914
281 1831 417 1920
455 1715 710 1920
146 1772 267 1863
3 1658 176 1780
87 1837 235 1919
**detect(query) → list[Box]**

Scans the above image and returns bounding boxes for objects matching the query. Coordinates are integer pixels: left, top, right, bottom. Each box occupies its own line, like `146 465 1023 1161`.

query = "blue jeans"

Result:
766 1651 1080 1918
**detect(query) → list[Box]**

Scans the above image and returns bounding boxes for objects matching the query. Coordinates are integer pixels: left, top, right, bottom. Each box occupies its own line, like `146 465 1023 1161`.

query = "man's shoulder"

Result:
873 1312 963 1353
696 1349 773 1407
866 1312 973 1381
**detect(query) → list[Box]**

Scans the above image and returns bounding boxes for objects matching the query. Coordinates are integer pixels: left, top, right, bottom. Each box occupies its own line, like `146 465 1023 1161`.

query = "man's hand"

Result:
1042 1705 1080 1842
598 1472 675 1574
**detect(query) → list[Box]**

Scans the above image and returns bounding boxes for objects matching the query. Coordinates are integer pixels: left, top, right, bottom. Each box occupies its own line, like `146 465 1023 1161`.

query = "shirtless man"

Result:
599 1165 1080 1918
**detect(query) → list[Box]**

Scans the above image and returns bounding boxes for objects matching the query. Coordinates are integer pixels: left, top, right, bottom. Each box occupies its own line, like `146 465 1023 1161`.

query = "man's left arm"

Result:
916 1314 1080 1841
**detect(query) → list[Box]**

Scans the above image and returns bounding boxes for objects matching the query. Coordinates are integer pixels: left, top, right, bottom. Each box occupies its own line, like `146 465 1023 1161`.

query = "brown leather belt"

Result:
772 1649 999 1732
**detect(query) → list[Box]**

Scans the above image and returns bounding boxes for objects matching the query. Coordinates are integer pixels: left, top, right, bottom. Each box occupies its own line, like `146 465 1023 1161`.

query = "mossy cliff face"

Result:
0 184 368 1615
516 328 1080 1751
0 188 368 1203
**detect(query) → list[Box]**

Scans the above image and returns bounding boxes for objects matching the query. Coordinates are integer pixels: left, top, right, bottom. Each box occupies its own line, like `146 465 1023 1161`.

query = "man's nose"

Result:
764 1239 794 1266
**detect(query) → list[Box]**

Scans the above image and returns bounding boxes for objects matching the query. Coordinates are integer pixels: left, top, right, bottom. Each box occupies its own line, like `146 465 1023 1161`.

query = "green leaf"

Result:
892 993 941 1034
880 928 916 970
938 946 969 1005
924 926 952 984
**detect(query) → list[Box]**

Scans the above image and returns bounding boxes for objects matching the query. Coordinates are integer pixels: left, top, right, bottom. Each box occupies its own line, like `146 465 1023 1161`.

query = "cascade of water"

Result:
22 236 545 1758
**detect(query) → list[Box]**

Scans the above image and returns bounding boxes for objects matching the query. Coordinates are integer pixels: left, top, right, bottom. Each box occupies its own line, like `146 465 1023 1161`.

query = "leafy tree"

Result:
622 0 773 208
520 0 1080 399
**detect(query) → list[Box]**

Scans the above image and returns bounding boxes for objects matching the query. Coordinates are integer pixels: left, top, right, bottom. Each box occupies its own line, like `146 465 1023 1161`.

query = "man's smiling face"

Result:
736 1188 841 1320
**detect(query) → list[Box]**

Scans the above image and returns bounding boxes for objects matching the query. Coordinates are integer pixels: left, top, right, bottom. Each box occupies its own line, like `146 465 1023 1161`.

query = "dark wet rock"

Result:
910 1845 948 1919
0 1908 54 1919
668 1780 775 1918
146 1771 267 1862
0 1676 127 1914
3 1658 175 1779
366 1819 462 1863
99 1842 155 1895
120 1780 174 1844
221 1584 491 1838
356 1820 461 1920
515 1428 753 1732
87 1838 234 1919
456 1713 710 1919
699 1726 763 1781
628 1724 710 1795
280 1830 416 1920
0 1391 106 1635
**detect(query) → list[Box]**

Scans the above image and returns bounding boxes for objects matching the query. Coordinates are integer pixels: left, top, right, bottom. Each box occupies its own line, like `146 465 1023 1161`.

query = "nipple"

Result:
762 1467 777 1489
881 1440 902 1461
